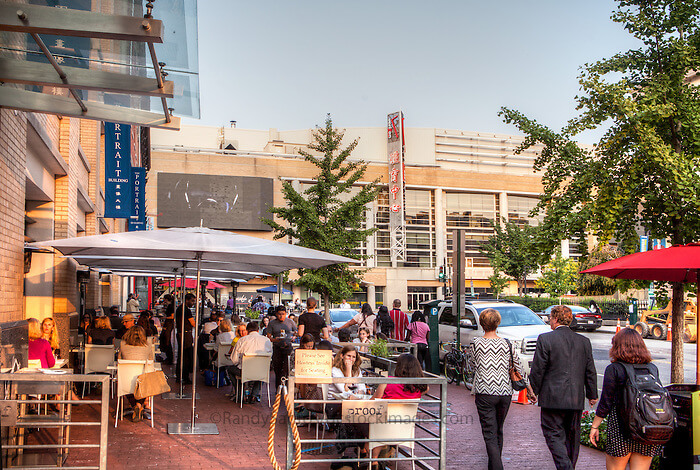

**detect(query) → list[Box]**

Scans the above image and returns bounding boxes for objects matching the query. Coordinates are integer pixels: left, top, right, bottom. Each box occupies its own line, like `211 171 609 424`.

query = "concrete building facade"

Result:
150 123 557 310
1 108 125 355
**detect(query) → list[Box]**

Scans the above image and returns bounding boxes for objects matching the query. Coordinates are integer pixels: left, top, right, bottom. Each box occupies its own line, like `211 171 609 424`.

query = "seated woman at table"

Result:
216 319 236 345
78 312 93 337
88 316 115 345
260 315 271 336
372 353 427 399
370 353 428 463
329 345 366 397
41 317 60 358
232 323 248 346
28 318 55 368
118 326 154 422
137 311 157 338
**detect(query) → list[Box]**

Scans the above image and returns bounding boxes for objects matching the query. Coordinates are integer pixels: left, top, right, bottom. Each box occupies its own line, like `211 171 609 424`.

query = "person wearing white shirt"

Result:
227 322 272 402
329 345 366 396
339 299 351 309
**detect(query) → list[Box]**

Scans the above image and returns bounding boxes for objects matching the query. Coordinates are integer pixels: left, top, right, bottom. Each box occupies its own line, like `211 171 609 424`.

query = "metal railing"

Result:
286 371 447 470
1 372 110 470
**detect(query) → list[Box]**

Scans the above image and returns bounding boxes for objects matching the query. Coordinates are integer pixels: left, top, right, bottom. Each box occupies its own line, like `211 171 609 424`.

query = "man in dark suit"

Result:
529 305 598 470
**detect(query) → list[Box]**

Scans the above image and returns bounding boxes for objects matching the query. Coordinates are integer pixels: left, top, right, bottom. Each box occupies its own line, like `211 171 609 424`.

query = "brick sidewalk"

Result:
62 365 605 470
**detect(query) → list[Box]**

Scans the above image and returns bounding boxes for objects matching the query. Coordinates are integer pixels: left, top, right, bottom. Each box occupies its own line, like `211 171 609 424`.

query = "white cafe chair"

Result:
368 401 420 470
234 353 272 408
82 344 115 397
215 343 233 388
115 360 155 428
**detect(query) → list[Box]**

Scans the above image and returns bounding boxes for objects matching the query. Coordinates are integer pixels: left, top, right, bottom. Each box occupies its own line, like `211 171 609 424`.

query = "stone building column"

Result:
0 109 27 323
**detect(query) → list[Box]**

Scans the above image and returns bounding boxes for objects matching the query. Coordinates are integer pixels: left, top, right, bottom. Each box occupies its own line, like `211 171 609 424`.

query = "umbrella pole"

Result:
179 266 187 397
191 253 202 428
692 269 700 385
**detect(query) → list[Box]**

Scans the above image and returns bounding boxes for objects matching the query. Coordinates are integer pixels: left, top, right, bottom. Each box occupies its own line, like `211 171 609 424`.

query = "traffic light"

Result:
438 266 446 283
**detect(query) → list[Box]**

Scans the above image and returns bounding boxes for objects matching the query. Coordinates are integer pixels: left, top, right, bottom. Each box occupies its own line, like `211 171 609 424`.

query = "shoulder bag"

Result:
505 339 527 391
134 367 171 399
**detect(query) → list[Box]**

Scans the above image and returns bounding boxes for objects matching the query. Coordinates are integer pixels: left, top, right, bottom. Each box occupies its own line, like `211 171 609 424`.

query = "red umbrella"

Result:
161 278 225 290
581 243 700 384
581 243 700 283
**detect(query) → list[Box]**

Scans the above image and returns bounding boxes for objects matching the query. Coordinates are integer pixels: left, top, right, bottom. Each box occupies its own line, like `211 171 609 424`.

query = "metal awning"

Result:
0 0 199 130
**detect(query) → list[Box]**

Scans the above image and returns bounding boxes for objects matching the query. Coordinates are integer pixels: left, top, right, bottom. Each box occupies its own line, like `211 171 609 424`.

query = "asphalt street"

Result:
579 327 698 390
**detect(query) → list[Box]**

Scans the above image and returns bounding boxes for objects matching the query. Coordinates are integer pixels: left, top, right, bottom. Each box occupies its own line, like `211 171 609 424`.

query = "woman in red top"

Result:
28 318 55 368
370 354 427 464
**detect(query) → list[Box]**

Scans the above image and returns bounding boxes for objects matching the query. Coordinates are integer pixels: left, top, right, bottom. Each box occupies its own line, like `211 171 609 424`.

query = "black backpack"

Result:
619 363 676 445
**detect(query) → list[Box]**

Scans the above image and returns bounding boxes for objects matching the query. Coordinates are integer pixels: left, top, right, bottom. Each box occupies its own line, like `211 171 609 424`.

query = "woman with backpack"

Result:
589 328 670 469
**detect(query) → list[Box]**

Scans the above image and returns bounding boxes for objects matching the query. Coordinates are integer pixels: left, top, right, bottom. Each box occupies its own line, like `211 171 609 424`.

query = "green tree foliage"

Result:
536 252 580 298
578 245 625 295
499 0 700 382
480 220 541 295
488 270 510 298
264 115 380 321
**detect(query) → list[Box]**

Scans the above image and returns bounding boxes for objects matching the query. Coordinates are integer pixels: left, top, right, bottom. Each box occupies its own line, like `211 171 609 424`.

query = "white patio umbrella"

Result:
31 226 356 272
29 226 357 435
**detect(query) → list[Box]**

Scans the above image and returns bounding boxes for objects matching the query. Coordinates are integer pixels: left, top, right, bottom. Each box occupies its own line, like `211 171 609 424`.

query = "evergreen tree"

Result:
499 0 700 381
264 115 380 321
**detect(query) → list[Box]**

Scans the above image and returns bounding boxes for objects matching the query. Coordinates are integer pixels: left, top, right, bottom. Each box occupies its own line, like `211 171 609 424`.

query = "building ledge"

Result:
26 113 68 176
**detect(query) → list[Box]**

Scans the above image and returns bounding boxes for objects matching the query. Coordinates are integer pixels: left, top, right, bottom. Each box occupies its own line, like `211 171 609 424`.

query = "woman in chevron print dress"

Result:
468 308 536 470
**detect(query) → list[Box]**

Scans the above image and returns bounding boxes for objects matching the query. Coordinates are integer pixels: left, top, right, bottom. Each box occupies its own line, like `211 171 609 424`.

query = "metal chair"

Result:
82 344 115 397
115 359 155 428
234 353 272 407
215 342 233 388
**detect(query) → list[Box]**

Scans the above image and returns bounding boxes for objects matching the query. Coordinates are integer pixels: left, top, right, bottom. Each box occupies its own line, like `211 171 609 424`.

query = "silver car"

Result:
437 300 550 377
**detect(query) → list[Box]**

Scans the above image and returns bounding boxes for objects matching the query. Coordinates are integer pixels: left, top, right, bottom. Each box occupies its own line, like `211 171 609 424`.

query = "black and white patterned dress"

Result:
596 362 662 457
468 337 524 395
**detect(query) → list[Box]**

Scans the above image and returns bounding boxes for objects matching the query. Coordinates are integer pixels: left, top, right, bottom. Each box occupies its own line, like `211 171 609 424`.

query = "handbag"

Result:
505 339 527 391
134 370 171 399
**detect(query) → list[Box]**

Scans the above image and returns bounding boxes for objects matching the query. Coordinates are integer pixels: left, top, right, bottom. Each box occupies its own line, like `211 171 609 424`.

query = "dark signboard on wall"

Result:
104 122 132 218
128 167 146 231
157 173 273 231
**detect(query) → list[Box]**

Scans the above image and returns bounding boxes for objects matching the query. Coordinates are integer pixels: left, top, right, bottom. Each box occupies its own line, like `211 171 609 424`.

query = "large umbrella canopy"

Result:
580 243 700 282
256 285 293 295
31 226 357 273
581 242 700 385
161 278 225 290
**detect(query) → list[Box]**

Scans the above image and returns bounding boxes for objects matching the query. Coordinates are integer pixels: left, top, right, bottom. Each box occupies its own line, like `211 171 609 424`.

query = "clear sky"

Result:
185 0 641 144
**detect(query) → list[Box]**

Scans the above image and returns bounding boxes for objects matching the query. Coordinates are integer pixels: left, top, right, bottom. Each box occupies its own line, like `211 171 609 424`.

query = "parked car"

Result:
541 305 602 331
329 308 359 334
437 299 550 378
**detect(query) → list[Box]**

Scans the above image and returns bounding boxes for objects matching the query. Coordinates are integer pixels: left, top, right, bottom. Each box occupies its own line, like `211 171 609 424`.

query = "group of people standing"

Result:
469 305 666 470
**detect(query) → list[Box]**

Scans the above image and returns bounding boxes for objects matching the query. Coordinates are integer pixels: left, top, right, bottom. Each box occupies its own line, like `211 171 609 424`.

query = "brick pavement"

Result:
62 366 606 470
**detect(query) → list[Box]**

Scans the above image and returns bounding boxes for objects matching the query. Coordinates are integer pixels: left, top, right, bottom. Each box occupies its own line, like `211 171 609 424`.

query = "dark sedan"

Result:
542 305 603 331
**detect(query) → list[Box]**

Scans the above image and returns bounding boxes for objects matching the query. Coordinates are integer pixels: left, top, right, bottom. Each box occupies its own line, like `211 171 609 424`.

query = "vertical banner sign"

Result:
104 122 132 218
128 167 146 231
387 111 406 265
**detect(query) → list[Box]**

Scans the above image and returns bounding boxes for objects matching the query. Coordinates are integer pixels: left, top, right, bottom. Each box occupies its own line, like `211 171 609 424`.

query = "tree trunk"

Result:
323 291 331 324
670 282 685 383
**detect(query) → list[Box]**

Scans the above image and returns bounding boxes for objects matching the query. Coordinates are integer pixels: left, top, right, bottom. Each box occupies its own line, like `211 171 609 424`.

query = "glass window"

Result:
508 195 541 228
445 192 497 267
375 188 436 268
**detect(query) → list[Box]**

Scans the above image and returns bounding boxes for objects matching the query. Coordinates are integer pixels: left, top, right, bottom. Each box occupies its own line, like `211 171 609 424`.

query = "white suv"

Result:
437 299 550 376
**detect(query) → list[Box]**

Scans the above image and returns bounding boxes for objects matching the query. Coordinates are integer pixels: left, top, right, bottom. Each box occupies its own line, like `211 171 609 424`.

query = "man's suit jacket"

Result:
529 326 598 410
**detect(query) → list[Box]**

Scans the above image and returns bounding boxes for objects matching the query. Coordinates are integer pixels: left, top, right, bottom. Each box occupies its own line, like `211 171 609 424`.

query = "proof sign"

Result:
342 400 388 424
294 349 333 383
